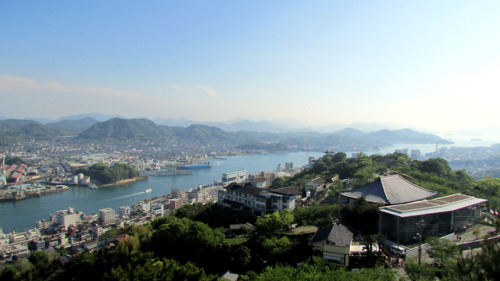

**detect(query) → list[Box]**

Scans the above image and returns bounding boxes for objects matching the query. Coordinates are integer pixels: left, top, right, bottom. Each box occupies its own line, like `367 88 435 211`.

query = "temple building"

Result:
378 193 487 244
339 174 438 206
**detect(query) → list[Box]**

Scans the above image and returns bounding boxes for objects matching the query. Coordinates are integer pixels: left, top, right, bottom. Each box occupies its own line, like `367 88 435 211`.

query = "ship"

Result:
144 188 152 193
178 162 212 169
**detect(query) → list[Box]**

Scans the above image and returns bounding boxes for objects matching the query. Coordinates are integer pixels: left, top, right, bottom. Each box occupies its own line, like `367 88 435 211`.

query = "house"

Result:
305 177 326 195
339 174 438 206
251 177 268 188
309 222 360 267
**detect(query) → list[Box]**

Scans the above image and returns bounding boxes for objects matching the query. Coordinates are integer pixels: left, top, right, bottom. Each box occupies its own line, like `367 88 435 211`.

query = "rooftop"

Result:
309 222 360 247
340 174 438 205
379 193 488 218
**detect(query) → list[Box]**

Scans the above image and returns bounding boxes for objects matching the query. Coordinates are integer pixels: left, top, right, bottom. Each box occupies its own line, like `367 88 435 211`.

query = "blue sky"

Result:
1 1 499 133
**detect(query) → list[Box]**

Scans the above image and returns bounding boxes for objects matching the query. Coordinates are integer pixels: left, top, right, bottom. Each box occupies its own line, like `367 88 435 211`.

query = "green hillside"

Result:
0 119 72 143
77 118 168 140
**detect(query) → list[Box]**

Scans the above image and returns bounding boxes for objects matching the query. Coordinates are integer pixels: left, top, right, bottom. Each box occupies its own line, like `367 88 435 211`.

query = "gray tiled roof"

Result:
226 182 263 195
309 223 358 247
340 174 438 205
271 187 301 196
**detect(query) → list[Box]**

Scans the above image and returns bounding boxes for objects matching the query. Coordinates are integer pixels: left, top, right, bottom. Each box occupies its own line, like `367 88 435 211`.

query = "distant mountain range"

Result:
0 117 453 150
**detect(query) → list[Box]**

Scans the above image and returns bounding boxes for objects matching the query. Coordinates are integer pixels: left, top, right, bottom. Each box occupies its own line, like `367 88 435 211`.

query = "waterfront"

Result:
0 151 324 232
1 139 496 233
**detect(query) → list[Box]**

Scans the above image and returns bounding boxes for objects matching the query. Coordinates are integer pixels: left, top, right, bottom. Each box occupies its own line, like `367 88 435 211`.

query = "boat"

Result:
178 162 212 169
88 183 98 189
144 188 152 193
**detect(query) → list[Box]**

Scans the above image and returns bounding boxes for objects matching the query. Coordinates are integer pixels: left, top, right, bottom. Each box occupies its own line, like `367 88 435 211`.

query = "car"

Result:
390 245 406 256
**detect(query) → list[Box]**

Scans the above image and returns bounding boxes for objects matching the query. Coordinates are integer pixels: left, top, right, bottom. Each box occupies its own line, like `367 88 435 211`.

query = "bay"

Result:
0 151 323 233
1 139 496 233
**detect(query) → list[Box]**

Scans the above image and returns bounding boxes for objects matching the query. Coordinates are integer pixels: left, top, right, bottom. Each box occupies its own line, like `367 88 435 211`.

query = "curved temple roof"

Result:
340 174 438 205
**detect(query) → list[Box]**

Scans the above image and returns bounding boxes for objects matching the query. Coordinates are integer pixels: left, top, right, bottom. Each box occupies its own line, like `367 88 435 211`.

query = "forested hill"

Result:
0 119 72 143
0 117 452 149
272 151 500 209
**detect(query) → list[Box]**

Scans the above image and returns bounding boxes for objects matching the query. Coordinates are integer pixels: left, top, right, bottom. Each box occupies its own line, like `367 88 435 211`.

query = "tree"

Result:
472 226 482 240
425 237 459 268
404 260 438 281
255 210 294 234
28 251 55 278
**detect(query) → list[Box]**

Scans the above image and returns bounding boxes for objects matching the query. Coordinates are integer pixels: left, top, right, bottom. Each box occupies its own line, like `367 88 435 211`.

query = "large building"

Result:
339 174 438 206
98 208 116 226
54 207 81 229
378 193 487 244
218 182 300 215
222 170 248 183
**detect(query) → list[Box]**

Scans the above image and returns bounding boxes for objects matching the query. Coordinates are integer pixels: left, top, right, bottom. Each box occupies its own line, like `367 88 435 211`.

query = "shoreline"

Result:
99 176 148 187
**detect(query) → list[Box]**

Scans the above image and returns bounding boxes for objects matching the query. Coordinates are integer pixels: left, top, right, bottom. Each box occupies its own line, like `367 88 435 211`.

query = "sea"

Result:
1 139 497 233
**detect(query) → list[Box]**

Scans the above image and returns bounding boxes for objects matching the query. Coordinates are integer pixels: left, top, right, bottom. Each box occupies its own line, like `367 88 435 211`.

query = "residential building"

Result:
305 177 326 194
98 208 116 226
55 207 81 229
119 206 131 218
309 222 362 267
166 199 182 210
251 177 267 188
218 182 300 215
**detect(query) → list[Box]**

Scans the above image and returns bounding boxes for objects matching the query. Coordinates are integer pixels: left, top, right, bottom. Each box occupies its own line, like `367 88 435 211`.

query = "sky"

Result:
1 1 499 134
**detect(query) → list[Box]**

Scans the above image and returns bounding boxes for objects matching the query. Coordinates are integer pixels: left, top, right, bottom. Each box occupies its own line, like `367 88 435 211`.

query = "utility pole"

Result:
416 219 426 265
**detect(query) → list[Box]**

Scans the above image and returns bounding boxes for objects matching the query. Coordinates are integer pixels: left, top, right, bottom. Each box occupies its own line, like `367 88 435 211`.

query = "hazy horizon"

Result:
1 1 499 134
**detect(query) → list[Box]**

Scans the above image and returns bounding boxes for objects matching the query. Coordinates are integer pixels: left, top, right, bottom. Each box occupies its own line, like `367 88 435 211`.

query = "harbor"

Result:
0 151 324 233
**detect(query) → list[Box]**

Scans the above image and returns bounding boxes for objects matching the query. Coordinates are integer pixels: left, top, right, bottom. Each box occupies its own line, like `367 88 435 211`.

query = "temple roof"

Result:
340 174 438 205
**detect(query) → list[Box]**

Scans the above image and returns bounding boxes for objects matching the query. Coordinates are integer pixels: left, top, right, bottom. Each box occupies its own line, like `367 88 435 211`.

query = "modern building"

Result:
339 174 438 206
378 193 487 244
119 206 131 218
222 170 248 183
55 207 81 229
218 182 300 215
98 208 116 226
166 199 182 210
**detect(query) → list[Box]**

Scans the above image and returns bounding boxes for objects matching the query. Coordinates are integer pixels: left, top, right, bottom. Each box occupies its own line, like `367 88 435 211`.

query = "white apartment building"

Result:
55 207 81 229
119 206 132 218
98 208 116 226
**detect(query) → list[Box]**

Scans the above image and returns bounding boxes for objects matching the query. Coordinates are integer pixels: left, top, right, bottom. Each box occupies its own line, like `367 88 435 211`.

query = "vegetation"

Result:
4 156 28 166
75 163 139 184
3 152 500 280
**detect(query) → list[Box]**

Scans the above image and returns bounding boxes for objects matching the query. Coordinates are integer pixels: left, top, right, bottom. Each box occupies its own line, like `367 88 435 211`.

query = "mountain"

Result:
153 117 196 127
365 128 453 144
56 113 122 122
77 118 168 140
0 119 72 142
49 117 99 134
209 120 292 132
332 128 365 137
0 117 453 151
175 124 235 143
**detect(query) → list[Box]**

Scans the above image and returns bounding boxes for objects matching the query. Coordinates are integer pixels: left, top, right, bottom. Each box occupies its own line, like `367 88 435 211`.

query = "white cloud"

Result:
169 84 182 90
194 85 216 98
0 74 141 98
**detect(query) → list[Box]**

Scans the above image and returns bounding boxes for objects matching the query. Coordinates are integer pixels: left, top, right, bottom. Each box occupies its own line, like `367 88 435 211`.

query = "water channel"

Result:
1 139 496 233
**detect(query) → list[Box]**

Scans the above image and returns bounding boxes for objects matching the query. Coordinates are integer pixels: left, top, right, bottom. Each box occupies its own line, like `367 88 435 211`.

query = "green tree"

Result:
425 236 459 268
255 210 294 234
